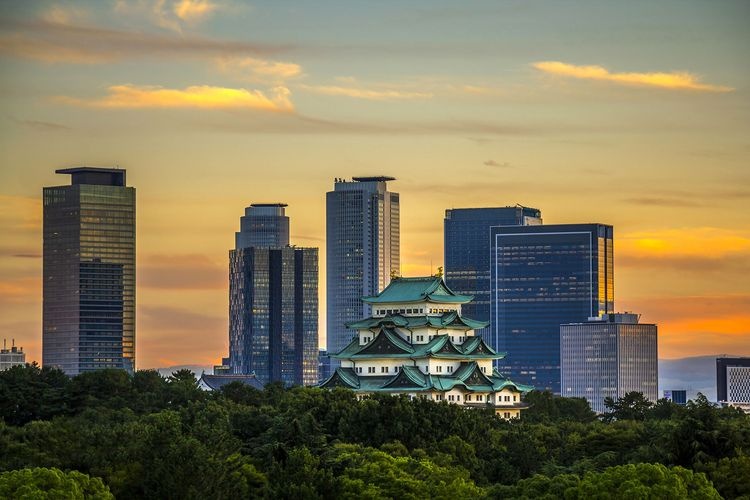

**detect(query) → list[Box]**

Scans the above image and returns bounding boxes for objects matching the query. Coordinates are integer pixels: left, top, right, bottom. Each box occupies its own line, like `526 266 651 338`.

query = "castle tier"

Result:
320 276 533 418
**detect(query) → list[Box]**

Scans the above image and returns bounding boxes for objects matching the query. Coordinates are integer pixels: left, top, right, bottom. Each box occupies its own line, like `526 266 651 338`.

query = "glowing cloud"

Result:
173 0 218 22
217 57 303 83
619 227 750 259
59 84 294 111
533 61 733 92
300 84 432 100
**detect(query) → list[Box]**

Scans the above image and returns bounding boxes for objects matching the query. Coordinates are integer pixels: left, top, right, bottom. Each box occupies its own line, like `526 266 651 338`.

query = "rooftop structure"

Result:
197 373 264 391
0 339 25 371
321 276 533 418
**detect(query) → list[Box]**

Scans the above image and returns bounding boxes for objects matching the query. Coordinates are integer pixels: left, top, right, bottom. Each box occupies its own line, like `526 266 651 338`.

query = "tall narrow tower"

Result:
43 167 136 375
228 203 318 386
326 177 400 358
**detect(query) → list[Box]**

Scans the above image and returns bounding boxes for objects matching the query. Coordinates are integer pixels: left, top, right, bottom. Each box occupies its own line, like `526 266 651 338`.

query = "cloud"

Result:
114 0 218 33
299 84 433 100
622 197 704 208
484 160 511 168
138 254 225 290
217 56 303 83
173 0 218 22
533 61 733 92
0 18 290 64
58 84 294 111
12 118 71 131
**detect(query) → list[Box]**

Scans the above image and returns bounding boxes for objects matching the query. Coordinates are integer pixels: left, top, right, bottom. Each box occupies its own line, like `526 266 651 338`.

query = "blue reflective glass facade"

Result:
444 206 541 336
43 168 135 375
490 224 614 393
326 177 399 359
229 247 318 386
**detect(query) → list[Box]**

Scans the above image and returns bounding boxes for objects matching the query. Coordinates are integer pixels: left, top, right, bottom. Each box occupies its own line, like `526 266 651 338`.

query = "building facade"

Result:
0 340 25 371
491 223 614 393
43 167 135 375
444 206 542 337
320 276 533 418
228 204 318 386
663 390 687 405
326 177 400 360
235 203 289 248
560 313 657 413
717 357 750 411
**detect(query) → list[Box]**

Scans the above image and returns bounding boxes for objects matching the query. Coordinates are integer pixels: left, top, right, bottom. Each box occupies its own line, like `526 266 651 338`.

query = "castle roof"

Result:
319 361 534 394
362 276 473 304
331 328 504 360
346 311 489 331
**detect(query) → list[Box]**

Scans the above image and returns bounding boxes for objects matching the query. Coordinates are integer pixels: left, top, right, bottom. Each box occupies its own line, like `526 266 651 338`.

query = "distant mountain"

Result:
659 355 726 402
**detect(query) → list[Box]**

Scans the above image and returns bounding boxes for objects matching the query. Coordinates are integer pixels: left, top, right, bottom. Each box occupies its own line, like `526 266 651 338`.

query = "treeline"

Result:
1 365 749 499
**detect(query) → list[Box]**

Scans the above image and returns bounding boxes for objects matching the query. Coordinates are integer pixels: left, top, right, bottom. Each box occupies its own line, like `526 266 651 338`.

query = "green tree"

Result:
603 392 653 422
0 467 113 499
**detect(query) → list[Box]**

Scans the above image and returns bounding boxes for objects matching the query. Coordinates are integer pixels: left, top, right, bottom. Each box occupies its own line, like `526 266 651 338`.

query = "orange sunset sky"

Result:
1 1 748 368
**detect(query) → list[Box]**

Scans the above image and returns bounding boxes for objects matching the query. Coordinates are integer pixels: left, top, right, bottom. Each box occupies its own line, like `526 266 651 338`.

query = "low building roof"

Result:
198 373 264 391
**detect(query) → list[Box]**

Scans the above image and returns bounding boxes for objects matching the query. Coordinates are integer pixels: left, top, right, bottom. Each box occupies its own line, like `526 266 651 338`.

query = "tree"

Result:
0 467 113 499
603 392 653 422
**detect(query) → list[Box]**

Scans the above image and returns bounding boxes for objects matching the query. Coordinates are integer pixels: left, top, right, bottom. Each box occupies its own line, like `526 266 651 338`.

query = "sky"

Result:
1 0 749 369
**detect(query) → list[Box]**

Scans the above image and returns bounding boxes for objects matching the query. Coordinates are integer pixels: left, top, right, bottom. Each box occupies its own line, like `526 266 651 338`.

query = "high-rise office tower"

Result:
43 167 135 375
560 313 657 413
490 223 614 393
228 204 318 386
444 206 542 337
326 177 400 358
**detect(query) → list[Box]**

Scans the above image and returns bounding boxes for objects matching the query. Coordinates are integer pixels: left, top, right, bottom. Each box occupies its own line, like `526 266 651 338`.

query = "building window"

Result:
456 394 461 401
504 395 510 402
368 366 375 374
447 366 453 373
477 394 483 402
466 394 471 402
504 412 511 419
513 395 517 402
481 367 486 373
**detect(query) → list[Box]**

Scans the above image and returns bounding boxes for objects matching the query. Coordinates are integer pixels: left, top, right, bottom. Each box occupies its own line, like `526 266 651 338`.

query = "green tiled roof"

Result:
362 276 473 304
319 361 534 395
330 328 505 360
346 311 489 331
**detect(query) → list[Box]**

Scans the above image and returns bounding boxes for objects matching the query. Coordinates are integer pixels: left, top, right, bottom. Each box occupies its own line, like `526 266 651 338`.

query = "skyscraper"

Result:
326 176 400 358
444 206 542 337
228 204 318 386
560 313 657 413
43 167 135 375
716 357 750 410
490 223 614 393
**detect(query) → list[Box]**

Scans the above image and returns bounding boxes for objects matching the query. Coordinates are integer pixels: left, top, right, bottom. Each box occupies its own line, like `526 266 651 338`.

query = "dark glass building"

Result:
444 206 542 337
326 177 400 361
228 204 318 386
490 223 614 393
43 167 135 375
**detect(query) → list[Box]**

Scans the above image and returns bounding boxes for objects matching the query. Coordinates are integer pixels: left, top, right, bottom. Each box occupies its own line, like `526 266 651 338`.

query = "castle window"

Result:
382 366 388 373
513 395 517 402
504 395 510 402
368 367 375 374
477 394 483 402
466 395 471 402
504 412 511 419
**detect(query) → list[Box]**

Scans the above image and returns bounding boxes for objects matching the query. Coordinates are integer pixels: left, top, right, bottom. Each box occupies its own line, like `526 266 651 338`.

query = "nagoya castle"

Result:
320 276 533 418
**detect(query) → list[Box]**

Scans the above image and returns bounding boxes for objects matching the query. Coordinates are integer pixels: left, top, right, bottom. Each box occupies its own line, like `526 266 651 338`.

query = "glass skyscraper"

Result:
560 313 657 413
326 176 400 358
228 204 318 386
43 167 135 375
490 223 614 393
444 206 542 337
